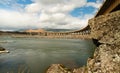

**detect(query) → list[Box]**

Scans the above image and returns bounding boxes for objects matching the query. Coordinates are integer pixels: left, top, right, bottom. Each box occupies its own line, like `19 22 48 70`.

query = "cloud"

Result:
0 9 93 30
24 0 90 29
86 2 102 8
26 0 87 14
0 9 39 30
25 3 41 13
0 0 103 31
88 0 103 9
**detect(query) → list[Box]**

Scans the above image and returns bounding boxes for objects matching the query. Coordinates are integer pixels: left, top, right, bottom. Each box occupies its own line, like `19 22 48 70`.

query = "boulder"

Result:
0 46 5 51
0 46 9 53
46 64 72 73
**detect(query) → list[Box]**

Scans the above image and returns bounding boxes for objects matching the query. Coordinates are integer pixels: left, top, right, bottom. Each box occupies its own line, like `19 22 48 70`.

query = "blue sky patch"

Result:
87 0 96 2
17 0 33 5
70 6 96 17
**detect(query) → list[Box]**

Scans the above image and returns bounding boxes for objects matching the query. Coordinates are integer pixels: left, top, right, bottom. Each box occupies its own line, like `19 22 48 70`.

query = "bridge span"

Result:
12 26 91 39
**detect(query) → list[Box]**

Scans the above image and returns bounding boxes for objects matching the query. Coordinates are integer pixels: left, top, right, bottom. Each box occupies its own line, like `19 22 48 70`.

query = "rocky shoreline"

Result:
46 10 120 73
0 46 9 54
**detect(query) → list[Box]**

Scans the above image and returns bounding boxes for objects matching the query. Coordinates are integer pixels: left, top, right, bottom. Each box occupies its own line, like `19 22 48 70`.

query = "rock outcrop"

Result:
87 10 120 73
89 10 120 44
0 46 9 53
46 10 120 73
46 64 72 73
0 46 6 51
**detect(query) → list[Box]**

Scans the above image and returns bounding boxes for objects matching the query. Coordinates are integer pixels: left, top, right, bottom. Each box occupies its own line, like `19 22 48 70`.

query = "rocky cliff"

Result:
46 10 120 73
86 10 120 73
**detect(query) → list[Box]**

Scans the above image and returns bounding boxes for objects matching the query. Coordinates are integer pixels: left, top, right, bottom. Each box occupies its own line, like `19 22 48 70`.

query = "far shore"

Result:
10 34 92 40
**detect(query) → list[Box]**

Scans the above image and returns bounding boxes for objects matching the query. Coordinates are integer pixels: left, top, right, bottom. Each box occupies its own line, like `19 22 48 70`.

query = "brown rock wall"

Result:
87 10 120 73
46 10 120 73
89 10 120 44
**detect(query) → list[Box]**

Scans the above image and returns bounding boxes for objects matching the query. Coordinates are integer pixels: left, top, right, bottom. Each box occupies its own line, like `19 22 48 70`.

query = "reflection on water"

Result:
0 36 96 73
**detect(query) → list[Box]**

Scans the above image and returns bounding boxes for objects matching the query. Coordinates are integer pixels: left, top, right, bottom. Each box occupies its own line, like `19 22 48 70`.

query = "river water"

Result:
0 36 96 73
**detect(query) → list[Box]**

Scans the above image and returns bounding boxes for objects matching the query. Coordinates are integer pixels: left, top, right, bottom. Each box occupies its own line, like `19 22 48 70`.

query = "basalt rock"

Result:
46 10 120 73
0 46 5 51
89 10 120 44
46 64 72 73
87 10 120 73
87 44 120 73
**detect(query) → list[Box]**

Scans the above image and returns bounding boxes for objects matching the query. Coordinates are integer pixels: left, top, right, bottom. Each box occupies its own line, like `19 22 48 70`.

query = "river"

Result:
0 36 96 73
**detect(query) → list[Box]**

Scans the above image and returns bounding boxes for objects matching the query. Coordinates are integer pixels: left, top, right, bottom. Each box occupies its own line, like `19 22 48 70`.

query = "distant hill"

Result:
21 28 77 32
1 28 78 32
25 29 46 33
44 28 76 32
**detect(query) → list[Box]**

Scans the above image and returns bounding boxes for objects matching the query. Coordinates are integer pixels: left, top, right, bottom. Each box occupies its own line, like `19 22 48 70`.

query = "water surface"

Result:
0 36 96 73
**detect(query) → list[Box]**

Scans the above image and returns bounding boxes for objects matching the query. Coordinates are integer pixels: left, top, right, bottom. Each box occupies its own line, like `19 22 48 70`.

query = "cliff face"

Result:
87 10 120 73
89 10 120 44
46 10 120 73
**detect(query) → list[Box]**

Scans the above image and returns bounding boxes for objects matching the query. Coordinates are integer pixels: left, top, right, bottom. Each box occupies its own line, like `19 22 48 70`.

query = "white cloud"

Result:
86 0 103 9
25 3 41 13
0 9 39 30
39 12 50 22
86 2 102 8
0 0 103 31
52 13 65 19
33 0 87 13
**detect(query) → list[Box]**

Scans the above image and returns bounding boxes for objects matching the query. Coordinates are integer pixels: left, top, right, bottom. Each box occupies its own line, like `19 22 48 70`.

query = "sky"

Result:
0 0 104 31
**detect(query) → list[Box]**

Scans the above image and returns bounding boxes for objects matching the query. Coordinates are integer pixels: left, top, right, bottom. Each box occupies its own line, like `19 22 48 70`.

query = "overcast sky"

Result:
0 0 103 31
